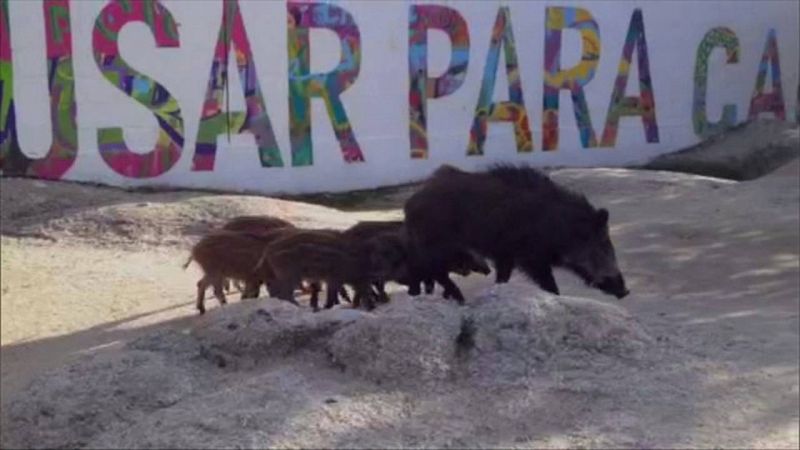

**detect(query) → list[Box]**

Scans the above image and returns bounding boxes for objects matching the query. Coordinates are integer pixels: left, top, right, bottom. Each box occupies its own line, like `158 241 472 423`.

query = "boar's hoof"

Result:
442 288 466 305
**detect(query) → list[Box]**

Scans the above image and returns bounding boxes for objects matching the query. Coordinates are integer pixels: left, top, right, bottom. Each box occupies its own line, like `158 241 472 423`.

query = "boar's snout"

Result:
595 274 629 299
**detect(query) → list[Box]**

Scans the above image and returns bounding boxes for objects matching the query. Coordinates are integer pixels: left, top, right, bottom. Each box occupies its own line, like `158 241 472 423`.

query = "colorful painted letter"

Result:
287 1 363 166
93 0 183 178
409 4 470 159
692 27 740 138
600 9 658 147
0 0 78 179
749 29 785 120
193 0 282 171
543 7 600 150
468 6 532 156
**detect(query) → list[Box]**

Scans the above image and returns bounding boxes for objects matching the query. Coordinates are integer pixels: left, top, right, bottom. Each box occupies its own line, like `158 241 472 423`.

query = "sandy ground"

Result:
1 157 798 448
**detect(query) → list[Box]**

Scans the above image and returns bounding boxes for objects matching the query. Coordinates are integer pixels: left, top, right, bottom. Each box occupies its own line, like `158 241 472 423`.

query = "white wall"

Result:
2 0 798 194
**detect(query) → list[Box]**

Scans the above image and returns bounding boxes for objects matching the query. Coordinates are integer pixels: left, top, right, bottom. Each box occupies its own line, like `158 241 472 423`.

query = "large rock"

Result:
328 298 464 387
1 286 652 449
643 119 799 180
329 285 651 387
189 299 366 369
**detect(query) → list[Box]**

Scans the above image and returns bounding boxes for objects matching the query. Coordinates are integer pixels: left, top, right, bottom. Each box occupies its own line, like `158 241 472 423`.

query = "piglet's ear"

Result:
596 208 609 228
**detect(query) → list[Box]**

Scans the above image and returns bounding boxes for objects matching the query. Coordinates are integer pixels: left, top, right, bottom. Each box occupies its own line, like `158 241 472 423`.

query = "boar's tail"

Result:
182 255 193 270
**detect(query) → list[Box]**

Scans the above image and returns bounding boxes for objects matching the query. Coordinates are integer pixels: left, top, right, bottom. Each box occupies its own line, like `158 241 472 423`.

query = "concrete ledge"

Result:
642 120 799 181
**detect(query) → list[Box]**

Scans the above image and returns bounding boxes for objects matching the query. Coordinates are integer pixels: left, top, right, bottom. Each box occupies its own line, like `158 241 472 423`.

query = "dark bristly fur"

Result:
222 215 294 234
220 215 295 297
263 229 407 311
403 164 629 302
342 220 492 300
221 215 345 305
184 229 296 315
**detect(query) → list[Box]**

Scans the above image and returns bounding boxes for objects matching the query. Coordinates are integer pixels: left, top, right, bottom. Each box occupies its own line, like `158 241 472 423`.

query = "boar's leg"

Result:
404 269 427 296
493 257 515 283
264 281 275 297
353 284 376 311
407 280 422 296
273 277 300 305
241 280 261 299
338 286 351 303
308 281 323 311
395 275 420 296
212 278 228 307
196 277 210 315
434 273 465 304
373 282 390 303
324 282 343 310
518 259 560 295
423 279 435 294
403 248 430 297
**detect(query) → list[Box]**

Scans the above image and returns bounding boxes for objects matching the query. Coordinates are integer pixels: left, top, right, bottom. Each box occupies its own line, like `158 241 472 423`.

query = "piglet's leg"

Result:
324 282 341 309
196 277 210 315
494 257 514 283
435 274 465 304
354 284 376 311
212 278 228 306
423 279 435 294
276 279 301 306
309 281 322 311
338 286 351 303
242 280 260 299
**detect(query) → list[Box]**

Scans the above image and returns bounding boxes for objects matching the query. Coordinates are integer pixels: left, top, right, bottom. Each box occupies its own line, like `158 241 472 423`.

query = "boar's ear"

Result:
596 209 609 228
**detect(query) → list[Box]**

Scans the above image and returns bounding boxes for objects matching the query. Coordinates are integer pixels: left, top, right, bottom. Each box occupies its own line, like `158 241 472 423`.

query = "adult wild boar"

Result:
403 164 629 302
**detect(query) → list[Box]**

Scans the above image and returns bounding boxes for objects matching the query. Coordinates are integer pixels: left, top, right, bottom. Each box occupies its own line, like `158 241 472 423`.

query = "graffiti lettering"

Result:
408 4 470 159
0 1 796 189
287 1 363 166
542 6 600 150
693 27 740 138
93 0 184 178
0 0 77 179
600 8 658 147
193 0 282 171
749 29 785 120
468 6 533 156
